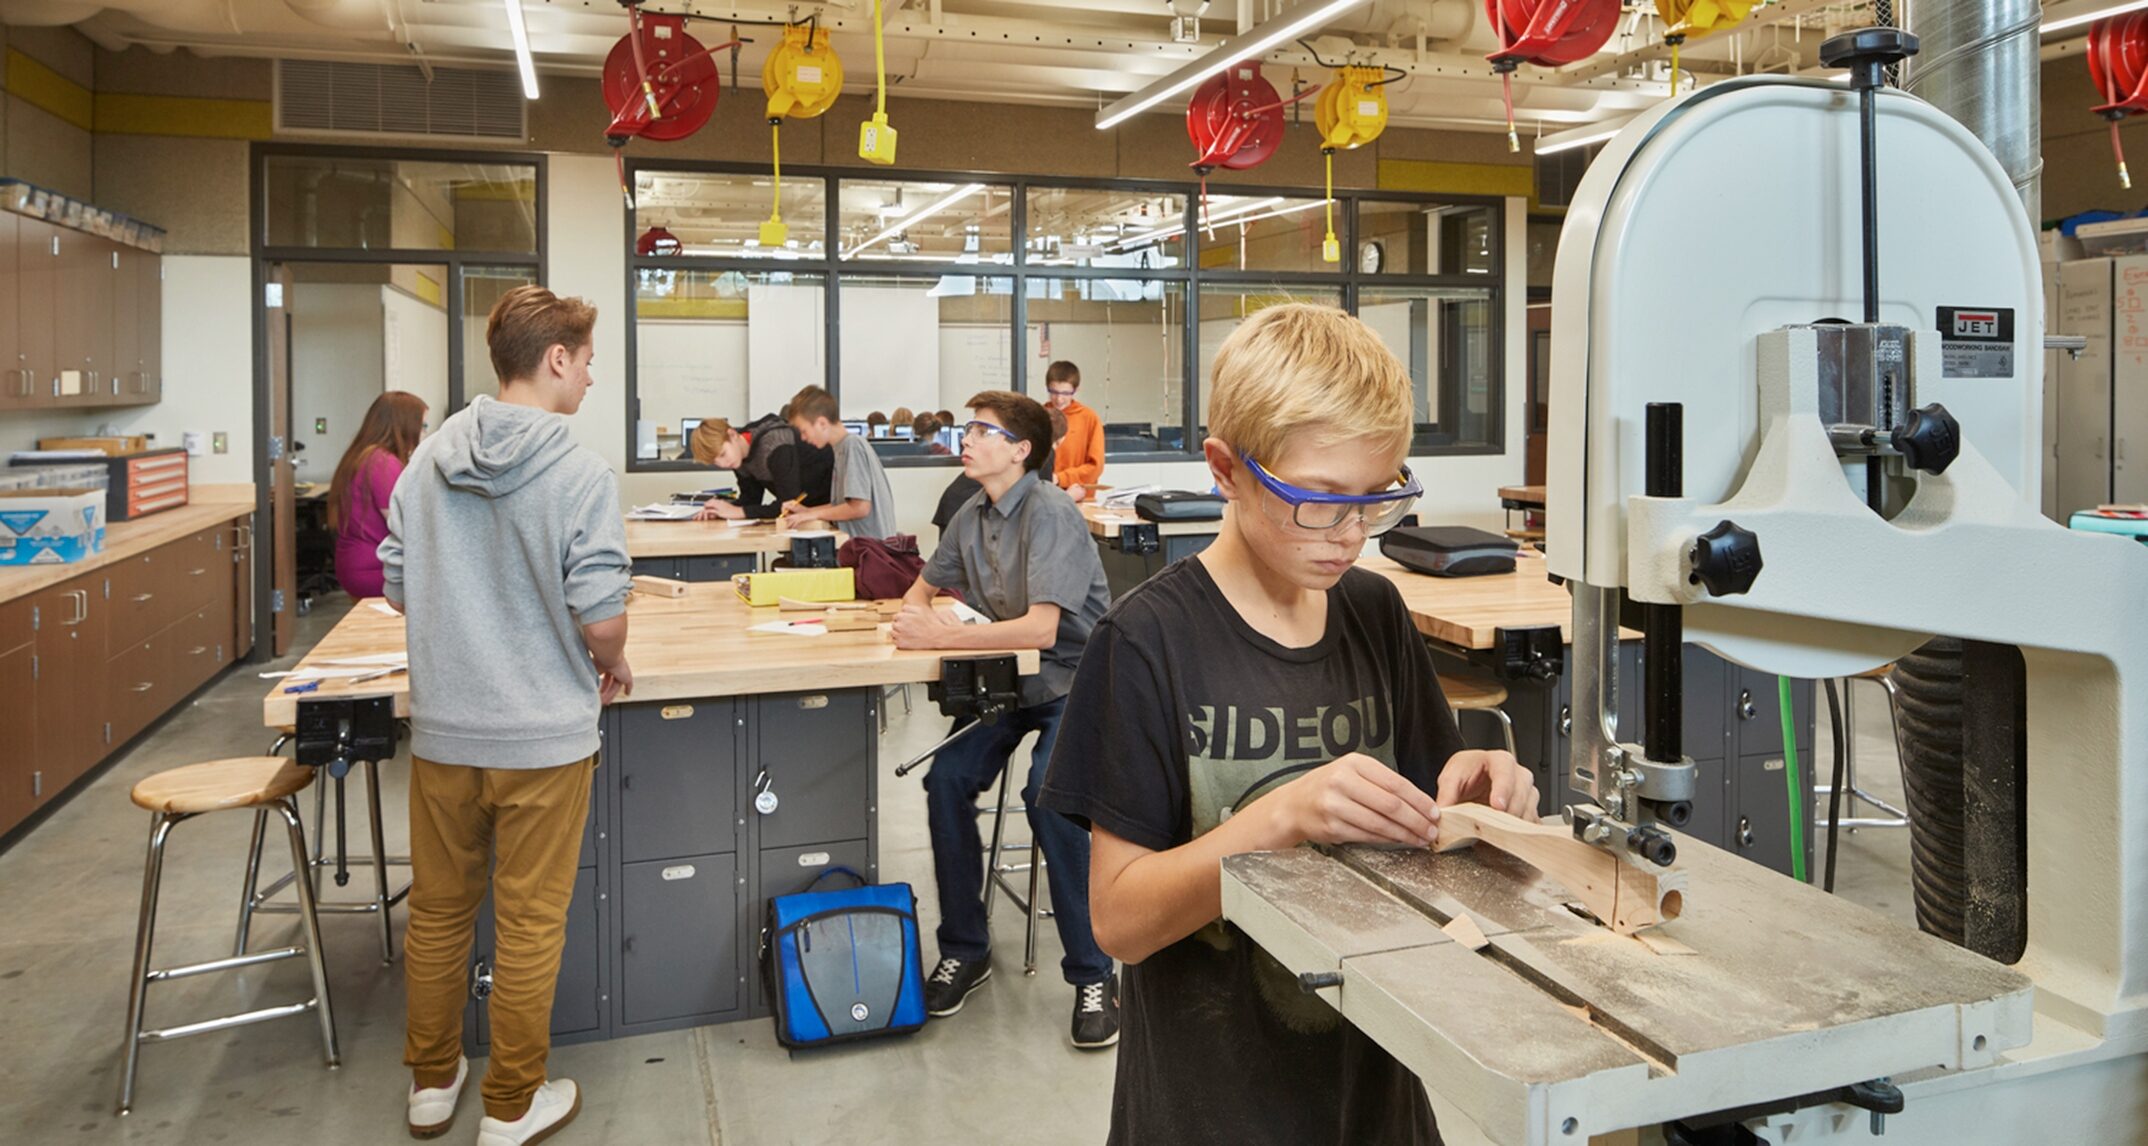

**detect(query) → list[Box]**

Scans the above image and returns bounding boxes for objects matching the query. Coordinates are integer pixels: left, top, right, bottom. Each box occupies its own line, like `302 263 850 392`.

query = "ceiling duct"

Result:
276 58 526 142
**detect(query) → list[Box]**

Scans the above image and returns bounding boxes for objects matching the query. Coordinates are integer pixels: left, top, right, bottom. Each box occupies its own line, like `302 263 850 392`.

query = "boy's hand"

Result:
596 657 634 705
1433 749 1540 822
1275 753 1440 848
890 603 957 650
695 501 742 521
785 505 821 524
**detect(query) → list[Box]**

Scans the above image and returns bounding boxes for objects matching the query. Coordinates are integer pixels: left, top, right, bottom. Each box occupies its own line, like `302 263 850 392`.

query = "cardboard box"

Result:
36 435 149 456
0 487 105 566
732 567 855 607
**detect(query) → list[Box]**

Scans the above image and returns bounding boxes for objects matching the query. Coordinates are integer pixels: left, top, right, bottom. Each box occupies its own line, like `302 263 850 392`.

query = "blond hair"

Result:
1207 303 1412 464
689 418 735 465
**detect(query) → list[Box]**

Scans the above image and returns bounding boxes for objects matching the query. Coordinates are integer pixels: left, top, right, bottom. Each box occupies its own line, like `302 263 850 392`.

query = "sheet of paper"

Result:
747 620 828 637
945 599 989 626
315 653 408 667
628 502 704 521
259 666 398 680
368 602 400 616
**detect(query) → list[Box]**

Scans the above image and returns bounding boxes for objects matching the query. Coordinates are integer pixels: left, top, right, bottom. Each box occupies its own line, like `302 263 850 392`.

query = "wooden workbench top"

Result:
261 585 1041 728
623 516 823 559
0 496 254 605
1359 551 1633 651
1497 484 1546 506
1080 502 1225 540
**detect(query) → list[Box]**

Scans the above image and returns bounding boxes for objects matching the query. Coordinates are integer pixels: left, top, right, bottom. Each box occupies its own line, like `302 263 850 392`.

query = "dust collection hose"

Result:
1778 676 1807 883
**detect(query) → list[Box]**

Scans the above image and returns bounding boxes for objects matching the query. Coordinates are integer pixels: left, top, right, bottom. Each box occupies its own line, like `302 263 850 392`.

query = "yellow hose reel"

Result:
1314 66 1390 263
1656 0 1756 95
760 25 844 246
763 24 844 119
1315 66 1390 151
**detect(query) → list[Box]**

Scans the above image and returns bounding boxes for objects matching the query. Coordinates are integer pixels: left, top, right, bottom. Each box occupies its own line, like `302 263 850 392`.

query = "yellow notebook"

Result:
732 567 856 607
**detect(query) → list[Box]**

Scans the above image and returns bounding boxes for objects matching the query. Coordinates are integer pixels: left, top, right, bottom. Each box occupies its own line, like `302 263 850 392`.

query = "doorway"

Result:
251 146 545 657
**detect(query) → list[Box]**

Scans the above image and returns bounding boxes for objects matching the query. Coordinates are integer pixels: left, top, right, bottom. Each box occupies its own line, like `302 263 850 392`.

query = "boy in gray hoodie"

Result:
380 285 631 1146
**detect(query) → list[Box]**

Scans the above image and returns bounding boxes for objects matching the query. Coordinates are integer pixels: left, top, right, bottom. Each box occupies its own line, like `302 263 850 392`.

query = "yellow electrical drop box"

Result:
759 218 790 246
859 114 898 165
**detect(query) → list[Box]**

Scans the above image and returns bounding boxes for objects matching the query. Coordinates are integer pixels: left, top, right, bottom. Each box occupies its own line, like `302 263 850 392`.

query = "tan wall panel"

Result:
94 134 249 254
7 25 93 91
8 98 92 198
2043 57 2141 224
93 47 271 99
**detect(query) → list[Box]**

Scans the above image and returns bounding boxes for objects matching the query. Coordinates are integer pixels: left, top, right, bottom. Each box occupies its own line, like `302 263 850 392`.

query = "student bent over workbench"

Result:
1039 304 1539 1145
890 390 1121 1049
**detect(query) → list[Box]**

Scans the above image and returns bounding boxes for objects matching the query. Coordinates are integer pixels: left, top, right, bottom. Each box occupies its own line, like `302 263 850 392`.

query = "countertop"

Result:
0 496 254 605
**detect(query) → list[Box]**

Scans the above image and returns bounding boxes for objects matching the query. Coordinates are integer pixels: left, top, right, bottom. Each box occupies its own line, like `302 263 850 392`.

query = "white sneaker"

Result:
476 1079 581 1146
406 1056 467 1139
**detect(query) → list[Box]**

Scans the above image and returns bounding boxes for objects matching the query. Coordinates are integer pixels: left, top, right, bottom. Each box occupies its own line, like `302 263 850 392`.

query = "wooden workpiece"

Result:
260 583 1040 728
1435 804 1685 934
0 496 255 604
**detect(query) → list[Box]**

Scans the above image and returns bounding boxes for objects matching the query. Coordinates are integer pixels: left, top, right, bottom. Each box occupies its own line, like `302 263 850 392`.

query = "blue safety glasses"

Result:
1241 454 1422 535
961 419 1024 446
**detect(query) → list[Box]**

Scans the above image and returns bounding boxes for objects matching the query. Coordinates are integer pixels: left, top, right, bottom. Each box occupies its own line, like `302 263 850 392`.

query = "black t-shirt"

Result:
736 413 834 518
1040 556 1463 1146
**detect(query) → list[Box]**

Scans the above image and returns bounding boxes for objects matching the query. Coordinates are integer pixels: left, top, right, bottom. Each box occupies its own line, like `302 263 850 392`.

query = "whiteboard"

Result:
939 325 1013 410
639 319 748 432
837 285 942 418
747 283 826 416
1024 320 1175 426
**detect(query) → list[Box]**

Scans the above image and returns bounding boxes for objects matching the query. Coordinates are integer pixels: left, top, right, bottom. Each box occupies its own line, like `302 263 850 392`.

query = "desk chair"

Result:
1819 665 1912 830
236 728 410 964
1438 669 1516 756
980 751 1051 977
118 757 339 1115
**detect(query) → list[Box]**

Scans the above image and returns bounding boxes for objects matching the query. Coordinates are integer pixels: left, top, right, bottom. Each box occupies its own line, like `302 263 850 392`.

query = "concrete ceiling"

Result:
0 0 2068 138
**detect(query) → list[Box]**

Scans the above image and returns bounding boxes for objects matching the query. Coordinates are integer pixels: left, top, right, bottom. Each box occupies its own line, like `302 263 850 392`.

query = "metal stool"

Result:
981 747 1051 977
1819 666 1912 830
234 729 410 965
1439 670 1517 756
118 756 339 1116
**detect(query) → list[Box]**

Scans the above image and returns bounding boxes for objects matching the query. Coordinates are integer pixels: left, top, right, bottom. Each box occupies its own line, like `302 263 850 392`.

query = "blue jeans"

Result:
922 696 1112 986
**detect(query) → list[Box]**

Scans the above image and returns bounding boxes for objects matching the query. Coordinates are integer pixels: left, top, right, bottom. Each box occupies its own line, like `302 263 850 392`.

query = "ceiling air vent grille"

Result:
276 59 526 142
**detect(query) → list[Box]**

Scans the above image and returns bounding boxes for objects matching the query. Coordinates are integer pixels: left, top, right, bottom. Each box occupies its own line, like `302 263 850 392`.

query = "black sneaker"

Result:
924 955 992 1017
1070 975 1121 1049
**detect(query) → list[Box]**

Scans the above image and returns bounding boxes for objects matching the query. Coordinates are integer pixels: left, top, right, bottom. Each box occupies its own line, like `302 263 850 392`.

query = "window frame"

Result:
621 156 1504 472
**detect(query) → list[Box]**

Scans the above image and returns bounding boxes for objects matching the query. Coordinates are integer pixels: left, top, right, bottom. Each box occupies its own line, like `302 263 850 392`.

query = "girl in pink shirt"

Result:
329 391 427 599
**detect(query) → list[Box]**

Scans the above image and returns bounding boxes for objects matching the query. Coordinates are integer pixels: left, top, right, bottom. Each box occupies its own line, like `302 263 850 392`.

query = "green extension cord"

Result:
1779 675 1807 882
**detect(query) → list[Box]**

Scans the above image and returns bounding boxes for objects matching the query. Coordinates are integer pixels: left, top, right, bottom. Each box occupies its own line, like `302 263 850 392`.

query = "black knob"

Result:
1643 798 1694 829
1689 520 1763 597
1627 825 1678 866
1818 27 1919 89
1895 403 1960 475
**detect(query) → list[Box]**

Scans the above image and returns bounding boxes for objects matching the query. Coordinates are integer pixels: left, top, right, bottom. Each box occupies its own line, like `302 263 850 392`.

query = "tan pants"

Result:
404 753 594 1121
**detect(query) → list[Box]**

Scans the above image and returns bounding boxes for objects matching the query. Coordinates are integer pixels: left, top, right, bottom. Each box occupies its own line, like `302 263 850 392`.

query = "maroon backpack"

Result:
840 534 927 600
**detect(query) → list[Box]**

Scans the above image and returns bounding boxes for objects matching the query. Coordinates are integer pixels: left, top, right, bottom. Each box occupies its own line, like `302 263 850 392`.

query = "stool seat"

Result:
1439 672 1510 711
132 757 312 815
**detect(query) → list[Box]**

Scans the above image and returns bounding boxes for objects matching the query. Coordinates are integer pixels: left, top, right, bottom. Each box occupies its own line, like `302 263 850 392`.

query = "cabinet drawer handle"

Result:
188 567 207 576
188 646 207 656
131 682 153 692
132 593 153 603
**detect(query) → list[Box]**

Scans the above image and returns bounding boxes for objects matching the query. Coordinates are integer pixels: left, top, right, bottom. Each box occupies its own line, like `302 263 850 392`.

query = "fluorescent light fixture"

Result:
1534 116 1635 156
1117 197 1285 248
1094 0 1373 130
2043 0 2148 33
843 183 987 259
503 0 539 99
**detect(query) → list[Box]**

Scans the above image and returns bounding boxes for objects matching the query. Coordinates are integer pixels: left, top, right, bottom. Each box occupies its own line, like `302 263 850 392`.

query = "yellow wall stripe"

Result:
92 93 273 140
412 272 444 309
638 298 752 320
1377 158 1534 200
6 48 93 133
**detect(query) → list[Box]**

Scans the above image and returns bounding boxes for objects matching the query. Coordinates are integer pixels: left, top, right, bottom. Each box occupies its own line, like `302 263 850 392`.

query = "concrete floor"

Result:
0 594 1919 1145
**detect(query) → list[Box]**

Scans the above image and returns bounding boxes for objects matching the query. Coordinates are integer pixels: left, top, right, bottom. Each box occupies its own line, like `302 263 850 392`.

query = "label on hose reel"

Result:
1936 305 2015 379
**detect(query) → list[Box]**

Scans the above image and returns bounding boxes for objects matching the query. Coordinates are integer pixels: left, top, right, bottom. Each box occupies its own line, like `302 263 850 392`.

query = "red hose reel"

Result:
603 8 724 144
2089 13 2148 188
1185 61 1290 172
1484 0 1621 149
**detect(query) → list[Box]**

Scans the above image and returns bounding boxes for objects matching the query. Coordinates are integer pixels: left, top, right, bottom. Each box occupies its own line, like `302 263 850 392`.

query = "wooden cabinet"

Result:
137 249 161 402
52 228 112 403
28 571 106 801
2 516 251 840
17 218 56 403
0 215 24 411
113 245 140 401
231 516 255 660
